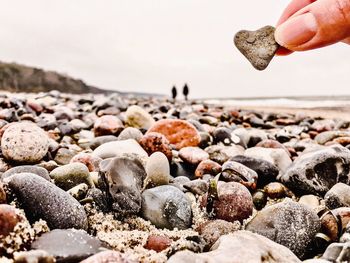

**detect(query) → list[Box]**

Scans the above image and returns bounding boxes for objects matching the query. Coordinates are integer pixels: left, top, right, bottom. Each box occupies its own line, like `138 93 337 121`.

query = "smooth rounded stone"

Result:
13 249 55 263
54 148 78 165
141 185 192 230
93 115 124 137
89 135 118 150
202 181 253 223
93 139 148 159
0 182 6 203
244 147 292 174
280 146 350 195
246 200 320 258
233 127 268 148
315 131 350 145
264 182 289 199
252 190 267 210
195 159 222 178
144 235 172 252
8 173 88 230
170 176 191 192
70 152 102 172
168 231 301 263
324 183 350 209
234 25 279 70
183 179 208 195
81 250 133 263
50 163 93 191
125 105 155 130
212 127 241 146
298 195 320 210
170 161 196 180
230 155 279 186
139 132 173 161
118 127 143 141
38 160 59 172
321 242 350 262
144 152 170 188
147 119 201 150
1 122 49 163
205 145 245 164
197 219 240 249
0 204 21 236
221 161 258 190
1 165 50 183
31 229 104 263
256 139 291 157
67 183 89 200
198 131 212 149
99 156 146 217
178 147 209 166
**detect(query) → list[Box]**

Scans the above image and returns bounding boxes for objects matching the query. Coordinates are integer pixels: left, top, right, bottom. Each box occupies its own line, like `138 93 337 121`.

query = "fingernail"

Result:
275 12 318 48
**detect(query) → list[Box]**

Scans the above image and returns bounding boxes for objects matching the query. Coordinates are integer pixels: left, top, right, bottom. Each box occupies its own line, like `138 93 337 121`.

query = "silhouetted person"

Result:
183 83 189 100
171 85 177 101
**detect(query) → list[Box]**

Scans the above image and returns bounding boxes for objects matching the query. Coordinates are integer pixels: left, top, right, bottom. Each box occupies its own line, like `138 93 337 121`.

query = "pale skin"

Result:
275 0 350 55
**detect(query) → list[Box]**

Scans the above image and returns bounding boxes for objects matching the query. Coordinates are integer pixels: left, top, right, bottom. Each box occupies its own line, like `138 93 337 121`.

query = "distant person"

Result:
275 0 350 55
171 85 177 101
183 83 189 101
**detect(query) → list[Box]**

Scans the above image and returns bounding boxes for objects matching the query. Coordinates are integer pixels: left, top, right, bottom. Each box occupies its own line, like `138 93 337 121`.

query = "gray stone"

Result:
234 26 279 71
141 185 192 230
118 127 143 141
246 200 320 258
93 139 148 159
183 179 208 195
144 152 170 188
89 135 118 150
8 173 88 230
325 183 350 209
1 165 50 183
322 242 350 262
221 160 258 189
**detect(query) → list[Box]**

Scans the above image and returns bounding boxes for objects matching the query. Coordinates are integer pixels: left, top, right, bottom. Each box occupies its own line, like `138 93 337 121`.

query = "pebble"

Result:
144 235 172 252
118 127 143 141
252 190 267 210
70 152 102 172
0 182 6 203
1 122 49 163
144 152 170 188
139 132 173 161
93 115 124 137
93 139 148 159
246 200 320 258
206 144 244 164
183 179 208 195
324 183 350 209
147 119 201 150
0 204 21 236
31 229 104 262
221 161 258 190
212 127 241 146
298 195 320 210
1 165 51 183
141 185 192 230
264 182 289 199
67 183 89 200
179 147 209 166
81 250 133 263
99 156 146 217
89 135 118 150
54 147 78 165
321 242 350 262
234 25 279 70
194 159 221 178
125 105 155 130
8 173 88 230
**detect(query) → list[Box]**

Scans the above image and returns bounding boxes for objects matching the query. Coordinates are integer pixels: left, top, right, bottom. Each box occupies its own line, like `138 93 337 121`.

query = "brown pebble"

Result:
70 152 102 172
264 182 287 199
139 132 173 161
144 235 172 252
195 160 222 178
179 147 209 166
0 182 6 204
0 204 21 236
93 115 124 137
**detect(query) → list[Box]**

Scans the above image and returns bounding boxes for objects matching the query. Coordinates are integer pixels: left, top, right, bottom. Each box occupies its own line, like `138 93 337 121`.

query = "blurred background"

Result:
0 0 349 98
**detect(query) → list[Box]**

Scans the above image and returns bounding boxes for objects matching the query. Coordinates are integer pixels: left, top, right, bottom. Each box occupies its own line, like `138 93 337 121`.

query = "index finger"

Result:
277 0 318 26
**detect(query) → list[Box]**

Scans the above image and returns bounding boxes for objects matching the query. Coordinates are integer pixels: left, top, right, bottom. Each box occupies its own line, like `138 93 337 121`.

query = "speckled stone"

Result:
139 132 173 161
195 160 222 178
1 122 49 163
1 165 51 183
125 105 155 130
234 26 279 71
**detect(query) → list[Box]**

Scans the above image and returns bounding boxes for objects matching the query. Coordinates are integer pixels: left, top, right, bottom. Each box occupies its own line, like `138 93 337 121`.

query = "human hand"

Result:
275 0 350 55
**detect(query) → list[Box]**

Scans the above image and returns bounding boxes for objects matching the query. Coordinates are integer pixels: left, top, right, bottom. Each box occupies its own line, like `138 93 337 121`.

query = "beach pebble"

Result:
141 185 192 230
118 127 143 141
183 179 208 195
325 183 350 209
147 119 201 150
280 146 350 195
67 183 89 200
1 165 50 183
252 190 267 210
179 147 209 166
198 131 212 149
31 229 104 262
212 127 241 146
246 200 320 258
54 147 78 165
0 182 6 203
234 25 279 70
206 145 244 164
321 242 350 262
168 231 301 263
81 250 133 263
70 152 102 172
8 173 88 230
298 195 320 210
89 135 118 150
144 152 170 188
202 181 253 223
144 235 172 252
1 122 49 163
195 159 221 178
139 132 173 161
99 156 146 217
0 204 21 236
264 182 289 199
93 139 148 159
93 115 124 137
125 105 155 130
221 161 258 190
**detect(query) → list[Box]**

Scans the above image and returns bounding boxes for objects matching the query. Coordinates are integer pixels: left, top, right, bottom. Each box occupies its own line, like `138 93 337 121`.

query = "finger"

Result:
277 0 318 26
275 0 350 51
343 36 350 44
275 46 294 56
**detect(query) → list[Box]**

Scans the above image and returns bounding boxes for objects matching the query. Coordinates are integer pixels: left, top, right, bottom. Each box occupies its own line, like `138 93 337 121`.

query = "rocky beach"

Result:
0 91 350 262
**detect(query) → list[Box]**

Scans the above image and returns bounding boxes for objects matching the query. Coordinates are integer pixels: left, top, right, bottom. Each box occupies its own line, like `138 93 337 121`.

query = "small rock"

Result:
81 250 133 263
141 185 192 230
139 132 173 161
93 115 124 137
252 190 267 210
93 139 148 159
147 119 201 150
264 182 288 199
212 127 241 146
125 105 155 130
321 242 350 262
70 152 102 172
234 25 279 70
0 204 21 236
206 145 244 164
1 122 49 163
118 127 143 141
1 165 50 183
183 179 208 195
179 147 209 166
31 229 104 262
144 152 170 188
54 147 78 165
67 183 89 200
298 195 320 210
0 182 6 203
50 163 93 190
144 235 172 252
89 135 118 150
221 161 258 190
8 173 88 230
325 183 350 209
195 159 221 178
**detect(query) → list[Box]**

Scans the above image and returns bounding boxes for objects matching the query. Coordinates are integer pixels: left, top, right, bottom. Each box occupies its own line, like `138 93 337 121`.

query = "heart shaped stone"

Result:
234 26 279 71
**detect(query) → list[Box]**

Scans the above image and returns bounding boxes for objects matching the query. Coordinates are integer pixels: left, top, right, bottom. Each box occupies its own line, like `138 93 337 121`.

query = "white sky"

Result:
0 0 349 98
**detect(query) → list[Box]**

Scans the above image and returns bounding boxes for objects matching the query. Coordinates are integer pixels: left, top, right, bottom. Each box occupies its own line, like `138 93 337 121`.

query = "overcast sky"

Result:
0 0 349 98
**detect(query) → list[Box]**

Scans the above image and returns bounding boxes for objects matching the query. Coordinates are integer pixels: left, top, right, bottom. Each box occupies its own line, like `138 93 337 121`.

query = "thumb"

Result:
275 0 350 51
